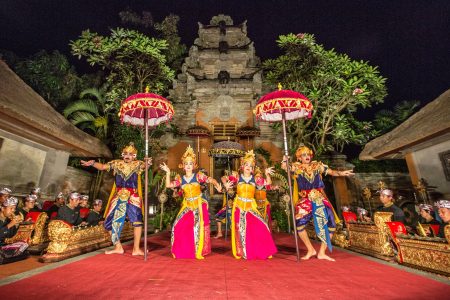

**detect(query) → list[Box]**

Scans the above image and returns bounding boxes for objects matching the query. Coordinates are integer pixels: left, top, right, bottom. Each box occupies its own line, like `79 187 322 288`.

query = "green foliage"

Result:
373 100 420 135
63 87 113 141
263 33 388 155
12 50 81 111
351 158 409 173
151 207 178 230
271 209 290 233
254 146 273 166
70 27 175 109
154 14 187 72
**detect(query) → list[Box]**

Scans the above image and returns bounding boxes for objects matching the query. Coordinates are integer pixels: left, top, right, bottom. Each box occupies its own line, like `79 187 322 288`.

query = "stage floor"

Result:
1 232 449 299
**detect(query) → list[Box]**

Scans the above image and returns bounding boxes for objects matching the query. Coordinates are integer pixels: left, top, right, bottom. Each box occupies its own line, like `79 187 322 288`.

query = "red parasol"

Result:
119 88 174 261
254 83 313 262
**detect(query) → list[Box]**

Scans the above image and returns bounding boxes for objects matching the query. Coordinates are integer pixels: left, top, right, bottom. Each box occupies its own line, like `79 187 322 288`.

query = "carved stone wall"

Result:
167 15 283 171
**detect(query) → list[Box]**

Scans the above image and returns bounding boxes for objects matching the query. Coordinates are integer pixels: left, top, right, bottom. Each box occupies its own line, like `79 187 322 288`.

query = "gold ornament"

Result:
179 145 197 168
295 145 314 160
122 142 138 155
240 150 256 166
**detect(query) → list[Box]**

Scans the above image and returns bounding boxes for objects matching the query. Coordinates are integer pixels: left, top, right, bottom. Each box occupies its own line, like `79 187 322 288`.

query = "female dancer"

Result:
160 146 224 259
254 167 272 229
230 150 277 259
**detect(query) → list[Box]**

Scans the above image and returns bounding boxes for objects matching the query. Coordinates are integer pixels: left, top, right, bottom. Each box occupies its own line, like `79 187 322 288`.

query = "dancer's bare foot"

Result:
317 253 335 261
105 245 124 255
132 248 145 256
213 233 223 239
301 250 317 260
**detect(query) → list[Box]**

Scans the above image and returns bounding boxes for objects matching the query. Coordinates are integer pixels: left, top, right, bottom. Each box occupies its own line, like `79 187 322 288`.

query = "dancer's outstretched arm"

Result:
327 168 355 177
160 162 175 189
81 160 108 171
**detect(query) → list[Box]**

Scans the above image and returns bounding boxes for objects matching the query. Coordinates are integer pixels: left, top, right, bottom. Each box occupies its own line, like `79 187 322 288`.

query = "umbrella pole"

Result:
281 112 300 262
197 136 201 167
225 156 230 240
144 110 149 261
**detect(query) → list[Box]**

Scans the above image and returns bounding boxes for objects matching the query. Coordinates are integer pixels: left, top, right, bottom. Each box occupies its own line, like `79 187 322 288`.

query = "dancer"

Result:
160 146 224 259
254 167 272 229
214 171 238 239
81 142 150 255
282 146 354 261
230 150 277 259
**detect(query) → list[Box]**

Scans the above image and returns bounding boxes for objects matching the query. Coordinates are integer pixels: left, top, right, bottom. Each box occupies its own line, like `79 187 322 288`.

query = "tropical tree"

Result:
12 50 81 111
263 33 388 154
63 87 113 141
373 100 420 134
70 27 175 109
118 10 187 72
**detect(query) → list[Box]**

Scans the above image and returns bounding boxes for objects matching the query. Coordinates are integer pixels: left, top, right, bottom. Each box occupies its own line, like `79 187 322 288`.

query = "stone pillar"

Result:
38 149 70 197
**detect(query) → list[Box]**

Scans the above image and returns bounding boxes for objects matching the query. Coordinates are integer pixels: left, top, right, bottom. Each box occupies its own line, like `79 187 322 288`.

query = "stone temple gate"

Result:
163 15 283 178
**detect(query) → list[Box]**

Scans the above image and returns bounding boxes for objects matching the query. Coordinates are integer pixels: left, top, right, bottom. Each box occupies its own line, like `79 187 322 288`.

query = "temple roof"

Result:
360 89 450 160
0 60 112 158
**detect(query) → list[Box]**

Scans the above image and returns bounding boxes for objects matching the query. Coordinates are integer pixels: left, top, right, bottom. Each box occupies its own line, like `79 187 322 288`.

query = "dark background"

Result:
1 0 449 113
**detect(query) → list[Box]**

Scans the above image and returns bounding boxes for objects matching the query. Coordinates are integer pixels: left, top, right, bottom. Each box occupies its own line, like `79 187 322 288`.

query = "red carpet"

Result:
1 232 448 299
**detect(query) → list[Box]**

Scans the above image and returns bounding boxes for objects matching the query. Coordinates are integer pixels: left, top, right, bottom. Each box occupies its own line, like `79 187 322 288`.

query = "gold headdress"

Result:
122 142 138 155
254 166 263 177
240 150 256 167
295 145 313 160
179 145 197 168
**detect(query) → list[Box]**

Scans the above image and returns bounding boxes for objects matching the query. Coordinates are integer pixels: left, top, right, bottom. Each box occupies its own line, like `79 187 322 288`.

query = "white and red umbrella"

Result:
254 84 313 262
119 88 174 261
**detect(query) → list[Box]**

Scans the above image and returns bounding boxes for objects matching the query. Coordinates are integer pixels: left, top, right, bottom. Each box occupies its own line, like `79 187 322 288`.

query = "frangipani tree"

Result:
263 33 388 154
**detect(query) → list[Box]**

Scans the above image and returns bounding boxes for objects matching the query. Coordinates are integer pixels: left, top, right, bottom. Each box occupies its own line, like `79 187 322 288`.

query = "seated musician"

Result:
79 195 90 209
375 189 405 223
358 207 370 222
86 199 104 226
0 197 28 262
0 197 22 244
0 188 12 206
56 192 87 226
46 192 65 219
435 200 450 239
30 187 43 210
17 194 40 221
418 203 440 225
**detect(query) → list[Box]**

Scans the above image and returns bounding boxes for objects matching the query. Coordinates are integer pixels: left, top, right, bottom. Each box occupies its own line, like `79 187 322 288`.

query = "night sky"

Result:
1 0 449 113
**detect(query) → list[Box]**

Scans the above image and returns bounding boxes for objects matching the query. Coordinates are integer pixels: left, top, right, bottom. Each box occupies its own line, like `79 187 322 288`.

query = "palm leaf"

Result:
80 88 103 102
69 111 96 126
63 99 99 117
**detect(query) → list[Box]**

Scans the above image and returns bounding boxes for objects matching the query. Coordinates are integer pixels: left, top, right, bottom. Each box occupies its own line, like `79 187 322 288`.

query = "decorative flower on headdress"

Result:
122 142 138 156
254 166 263 177
240 150 256 167
179 145 197 168
295 145 313 160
